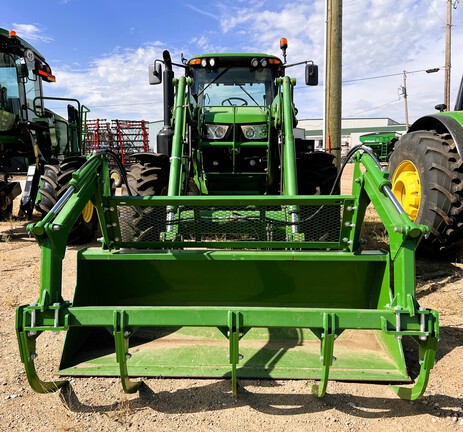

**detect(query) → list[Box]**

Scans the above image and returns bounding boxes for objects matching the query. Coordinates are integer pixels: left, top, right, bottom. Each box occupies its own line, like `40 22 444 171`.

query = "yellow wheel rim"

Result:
81 201 94 223
391 160 421 221
110 171 121 185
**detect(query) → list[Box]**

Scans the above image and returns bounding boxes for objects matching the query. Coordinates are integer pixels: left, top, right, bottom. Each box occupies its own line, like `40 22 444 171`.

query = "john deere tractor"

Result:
123 45 336 205
0 28 96 242
389 75 463 255
16 40 439 401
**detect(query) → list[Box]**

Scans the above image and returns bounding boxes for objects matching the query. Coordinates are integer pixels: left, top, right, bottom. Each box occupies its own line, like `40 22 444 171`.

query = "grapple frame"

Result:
16 151 439 399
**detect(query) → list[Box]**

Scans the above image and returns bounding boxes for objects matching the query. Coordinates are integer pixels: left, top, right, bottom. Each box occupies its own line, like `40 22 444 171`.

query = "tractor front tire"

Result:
388 130 463 255
297 151 340 242
122 161 169 242
297 151 338 195
36 156 98 244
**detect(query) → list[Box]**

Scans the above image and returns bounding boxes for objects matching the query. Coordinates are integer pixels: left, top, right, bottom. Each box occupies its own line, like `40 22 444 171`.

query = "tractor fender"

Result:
408 113 463 158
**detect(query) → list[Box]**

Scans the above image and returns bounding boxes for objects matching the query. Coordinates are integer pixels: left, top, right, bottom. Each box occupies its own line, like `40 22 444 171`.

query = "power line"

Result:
342 67 444 84
425 0 446 24
345 98 400 118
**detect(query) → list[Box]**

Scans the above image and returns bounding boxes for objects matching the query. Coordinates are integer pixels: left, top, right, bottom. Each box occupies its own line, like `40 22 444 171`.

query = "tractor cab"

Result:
0 28 89 221
0 29 61 169
0 30 56 128
188 54 282 108
186 54 284 195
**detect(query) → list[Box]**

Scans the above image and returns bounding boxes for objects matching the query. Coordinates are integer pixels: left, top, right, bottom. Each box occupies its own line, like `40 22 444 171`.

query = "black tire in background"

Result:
0 202 13 221
125 162 168 196
122 160 169 242
296 151 340 243
36 156 98 244
297 151 338 195
388 130 463 255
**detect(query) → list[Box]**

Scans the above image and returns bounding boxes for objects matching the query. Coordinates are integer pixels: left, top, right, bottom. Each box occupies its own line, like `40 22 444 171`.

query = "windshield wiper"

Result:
234 81 260 106
197 67 231 99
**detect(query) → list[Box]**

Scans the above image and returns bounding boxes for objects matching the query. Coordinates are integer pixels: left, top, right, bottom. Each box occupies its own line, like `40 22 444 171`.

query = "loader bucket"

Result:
16 151 439 399
59 248 407 382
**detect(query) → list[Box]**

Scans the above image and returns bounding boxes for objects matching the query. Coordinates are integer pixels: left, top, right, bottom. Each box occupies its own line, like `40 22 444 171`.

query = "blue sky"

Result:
2 0 462 124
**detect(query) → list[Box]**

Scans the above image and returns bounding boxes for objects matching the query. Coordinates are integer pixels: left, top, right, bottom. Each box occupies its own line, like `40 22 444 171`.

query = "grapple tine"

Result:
390 335 438 401
228 311 240 397
16 307 68 394
316 313 336 398
114 310 143 394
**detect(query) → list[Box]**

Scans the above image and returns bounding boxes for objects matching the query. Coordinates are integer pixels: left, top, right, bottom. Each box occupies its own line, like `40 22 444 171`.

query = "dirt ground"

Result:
0 165 462 432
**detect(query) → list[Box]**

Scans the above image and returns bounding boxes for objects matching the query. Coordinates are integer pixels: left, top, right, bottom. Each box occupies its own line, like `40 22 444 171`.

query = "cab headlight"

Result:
205 124 229 140
241 125 268 140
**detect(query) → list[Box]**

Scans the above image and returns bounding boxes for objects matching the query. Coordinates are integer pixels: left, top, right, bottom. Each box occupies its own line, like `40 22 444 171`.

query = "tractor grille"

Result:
113 197 351 250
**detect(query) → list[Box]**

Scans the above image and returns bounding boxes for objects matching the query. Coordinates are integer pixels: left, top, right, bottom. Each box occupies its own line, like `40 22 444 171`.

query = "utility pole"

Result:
444 0 452 110
401 71 409 129
324 0 343 169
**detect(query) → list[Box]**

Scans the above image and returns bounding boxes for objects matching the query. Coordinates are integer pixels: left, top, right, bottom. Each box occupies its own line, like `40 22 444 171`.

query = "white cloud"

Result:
211 0 463 122
43 0 463 125
48 43 169 121
11 23 53 43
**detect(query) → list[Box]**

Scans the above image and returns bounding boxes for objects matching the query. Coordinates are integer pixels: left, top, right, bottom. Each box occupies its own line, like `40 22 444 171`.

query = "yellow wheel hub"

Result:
110 170 121 185
391 160 421 221
81 201 94 223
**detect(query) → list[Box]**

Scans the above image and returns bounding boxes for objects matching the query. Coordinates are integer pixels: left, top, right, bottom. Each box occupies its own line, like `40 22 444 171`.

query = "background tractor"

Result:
389 75 463 255
0 28 96 243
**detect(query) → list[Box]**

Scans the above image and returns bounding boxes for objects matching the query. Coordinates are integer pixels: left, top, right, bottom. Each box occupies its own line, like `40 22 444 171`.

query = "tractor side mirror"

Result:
149 61 163 85
305 63 318 86
15 58 29 79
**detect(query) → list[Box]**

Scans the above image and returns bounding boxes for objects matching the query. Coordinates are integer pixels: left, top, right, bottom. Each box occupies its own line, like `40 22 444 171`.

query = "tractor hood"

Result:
203 106 268 124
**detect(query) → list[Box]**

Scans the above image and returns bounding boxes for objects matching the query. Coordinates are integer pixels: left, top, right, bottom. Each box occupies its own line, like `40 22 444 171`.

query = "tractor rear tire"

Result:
388 130 463 255
122 161 169 242
36 156 98 244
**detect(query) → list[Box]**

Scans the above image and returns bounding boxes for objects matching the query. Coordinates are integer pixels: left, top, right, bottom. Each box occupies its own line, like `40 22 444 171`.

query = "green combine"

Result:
16 42 439 400
359 131 397 163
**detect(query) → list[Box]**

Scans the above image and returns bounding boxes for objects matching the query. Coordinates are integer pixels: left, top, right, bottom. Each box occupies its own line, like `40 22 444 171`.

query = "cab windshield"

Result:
0 53 41 118
191 66 276 107
0 54 20 114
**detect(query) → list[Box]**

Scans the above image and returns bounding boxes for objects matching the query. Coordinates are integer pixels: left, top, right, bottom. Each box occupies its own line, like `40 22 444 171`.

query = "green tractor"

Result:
389 76 463 255
125 46 336 203
0 28 96 242
16 41 438 400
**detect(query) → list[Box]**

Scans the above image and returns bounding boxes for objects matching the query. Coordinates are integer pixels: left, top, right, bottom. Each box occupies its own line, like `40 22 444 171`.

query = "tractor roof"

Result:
0 27 46 62
189 52 283 67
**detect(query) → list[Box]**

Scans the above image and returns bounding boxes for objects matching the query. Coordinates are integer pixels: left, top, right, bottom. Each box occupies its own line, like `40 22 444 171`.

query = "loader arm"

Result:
167 76 191 197
280 76 298 196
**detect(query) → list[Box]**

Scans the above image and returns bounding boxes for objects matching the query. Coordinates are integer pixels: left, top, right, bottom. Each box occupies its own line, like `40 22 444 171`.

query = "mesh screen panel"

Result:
117 203 342 247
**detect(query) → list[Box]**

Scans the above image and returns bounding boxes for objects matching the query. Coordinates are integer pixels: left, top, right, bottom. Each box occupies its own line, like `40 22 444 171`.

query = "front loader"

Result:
16 41 439 400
